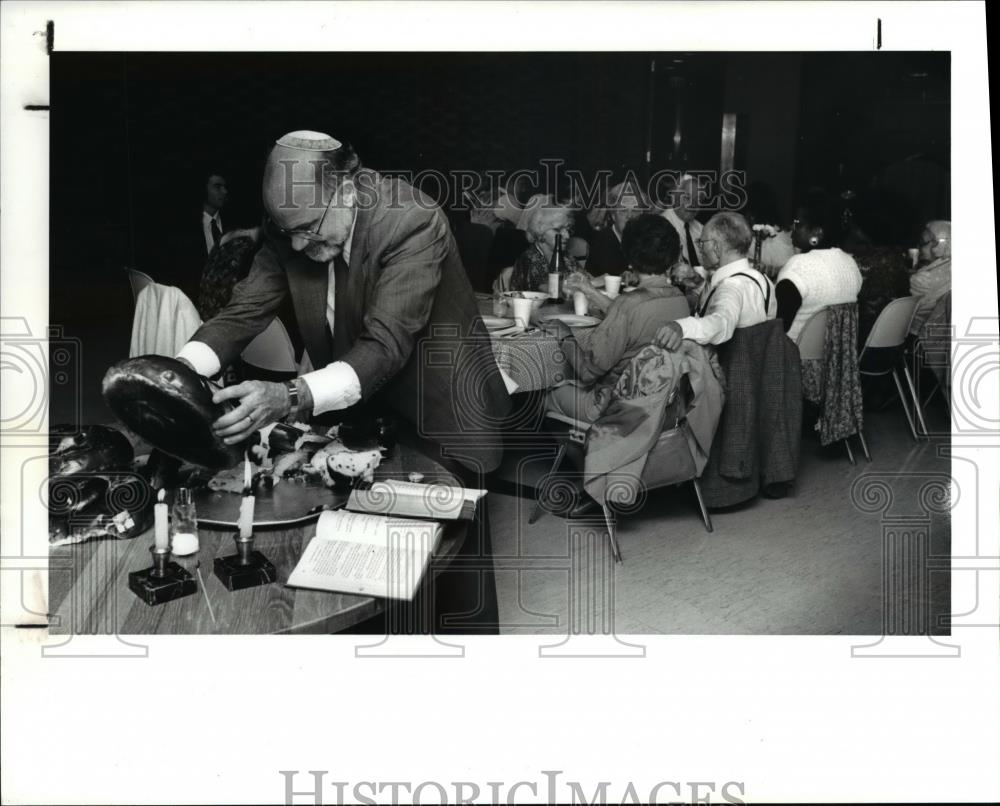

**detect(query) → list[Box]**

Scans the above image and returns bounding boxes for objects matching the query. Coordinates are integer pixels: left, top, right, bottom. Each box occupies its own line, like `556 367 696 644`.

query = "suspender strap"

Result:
698 271 771 317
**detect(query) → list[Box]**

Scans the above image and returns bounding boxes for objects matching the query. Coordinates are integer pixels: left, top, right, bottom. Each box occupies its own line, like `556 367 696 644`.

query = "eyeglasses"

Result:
275 192 335 242
696 237 715 249
919 235 948 247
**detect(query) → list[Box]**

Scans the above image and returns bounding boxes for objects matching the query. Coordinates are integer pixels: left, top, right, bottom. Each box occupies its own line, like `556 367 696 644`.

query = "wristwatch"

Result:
284 379 300 418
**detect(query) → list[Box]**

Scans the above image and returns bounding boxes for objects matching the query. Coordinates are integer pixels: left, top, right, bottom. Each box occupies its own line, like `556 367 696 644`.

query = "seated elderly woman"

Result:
587 181 650 277
909 220 951 336
542 214 687 423
509 196 580 291
775 205 862 341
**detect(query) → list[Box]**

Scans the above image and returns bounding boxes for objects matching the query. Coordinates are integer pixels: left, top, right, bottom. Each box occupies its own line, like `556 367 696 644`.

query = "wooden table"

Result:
48 446 469 634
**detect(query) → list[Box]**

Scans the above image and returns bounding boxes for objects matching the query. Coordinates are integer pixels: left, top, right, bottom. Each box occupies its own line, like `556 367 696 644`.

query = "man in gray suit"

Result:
178 130 509 632
178 130 508 473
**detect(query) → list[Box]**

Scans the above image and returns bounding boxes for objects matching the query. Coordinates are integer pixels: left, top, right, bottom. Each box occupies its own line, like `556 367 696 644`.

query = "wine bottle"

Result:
547 233 564 302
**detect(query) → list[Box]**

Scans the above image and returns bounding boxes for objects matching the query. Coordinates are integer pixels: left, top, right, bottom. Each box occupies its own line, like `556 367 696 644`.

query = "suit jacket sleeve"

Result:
187 236 289 369
344 207 448 399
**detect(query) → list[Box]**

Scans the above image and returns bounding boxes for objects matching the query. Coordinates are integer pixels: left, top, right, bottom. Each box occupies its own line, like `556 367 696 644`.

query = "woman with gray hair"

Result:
509 196 580 291
908 220 951 335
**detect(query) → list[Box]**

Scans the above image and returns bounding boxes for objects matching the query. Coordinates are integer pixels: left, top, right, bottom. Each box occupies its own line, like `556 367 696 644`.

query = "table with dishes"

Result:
476 275 628 393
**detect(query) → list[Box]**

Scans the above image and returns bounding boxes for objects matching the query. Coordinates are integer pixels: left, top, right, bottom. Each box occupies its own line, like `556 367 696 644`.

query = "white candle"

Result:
238 495 255 539
238 453 254 538
153 489 169 551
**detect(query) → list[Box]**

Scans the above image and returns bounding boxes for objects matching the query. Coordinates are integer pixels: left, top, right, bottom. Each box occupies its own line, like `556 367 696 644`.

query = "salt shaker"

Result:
169 487 199 556
492 290 507 317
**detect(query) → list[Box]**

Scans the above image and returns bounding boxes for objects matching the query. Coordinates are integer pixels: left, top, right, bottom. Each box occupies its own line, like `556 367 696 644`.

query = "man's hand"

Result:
654 321 684 351
621 269 640 288
562 271 592 295
211 381 291 444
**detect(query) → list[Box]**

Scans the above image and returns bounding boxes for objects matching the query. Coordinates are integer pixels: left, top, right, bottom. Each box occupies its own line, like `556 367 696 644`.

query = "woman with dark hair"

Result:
775 201 862 341
545 214 687 423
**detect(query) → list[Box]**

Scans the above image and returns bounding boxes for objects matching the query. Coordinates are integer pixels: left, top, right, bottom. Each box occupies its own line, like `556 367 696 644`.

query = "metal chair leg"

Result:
600 503 623 564
529 443 567 525
844 439 856 465
692 478 713 533
892 368 919 441
857 429 872 462
922 380 940 409
902 363 930 438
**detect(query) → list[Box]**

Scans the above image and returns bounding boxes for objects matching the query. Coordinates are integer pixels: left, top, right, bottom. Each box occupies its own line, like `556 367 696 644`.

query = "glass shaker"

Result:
492 289 507 317
169 487 199 556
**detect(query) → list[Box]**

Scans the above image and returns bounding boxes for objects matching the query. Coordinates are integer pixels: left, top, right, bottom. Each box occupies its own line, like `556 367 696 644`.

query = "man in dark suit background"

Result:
154 169 230 303
200 173 229 253
177 131 510 632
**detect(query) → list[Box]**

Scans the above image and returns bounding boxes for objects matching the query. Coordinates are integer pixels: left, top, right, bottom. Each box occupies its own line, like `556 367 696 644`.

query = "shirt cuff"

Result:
676 316 696 340
176 341 221 377
300 361 363 415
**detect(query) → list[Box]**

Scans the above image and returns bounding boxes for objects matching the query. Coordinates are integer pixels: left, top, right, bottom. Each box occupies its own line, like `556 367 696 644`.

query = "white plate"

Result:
482 315 515 331
539 314 601 328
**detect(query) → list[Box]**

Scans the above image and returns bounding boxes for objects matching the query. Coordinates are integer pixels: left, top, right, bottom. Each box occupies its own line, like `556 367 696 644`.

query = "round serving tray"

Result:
191 478 351 528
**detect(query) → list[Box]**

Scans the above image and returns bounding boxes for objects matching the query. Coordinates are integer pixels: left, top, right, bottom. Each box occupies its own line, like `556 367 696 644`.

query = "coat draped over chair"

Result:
129 283 202 358
582 342 724 508
800 302 865 446
699 319 802 508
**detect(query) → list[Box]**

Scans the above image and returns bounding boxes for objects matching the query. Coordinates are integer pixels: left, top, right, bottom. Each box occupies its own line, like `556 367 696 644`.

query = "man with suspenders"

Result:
655 211 776 350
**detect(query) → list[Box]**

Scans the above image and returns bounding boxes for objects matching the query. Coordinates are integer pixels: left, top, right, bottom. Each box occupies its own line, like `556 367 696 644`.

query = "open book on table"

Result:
287 509 444 601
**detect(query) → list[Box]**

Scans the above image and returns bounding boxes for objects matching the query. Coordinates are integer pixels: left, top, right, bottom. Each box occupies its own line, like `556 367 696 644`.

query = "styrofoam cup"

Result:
510 298 534 328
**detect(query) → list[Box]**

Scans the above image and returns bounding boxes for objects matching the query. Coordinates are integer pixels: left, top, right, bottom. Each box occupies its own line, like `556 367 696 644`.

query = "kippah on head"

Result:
275 130 342 152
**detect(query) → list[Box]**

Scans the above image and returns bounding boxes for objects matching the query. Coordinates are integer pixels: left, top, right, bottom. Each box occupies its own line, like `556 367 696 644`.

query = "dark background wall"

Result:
49 51 949 422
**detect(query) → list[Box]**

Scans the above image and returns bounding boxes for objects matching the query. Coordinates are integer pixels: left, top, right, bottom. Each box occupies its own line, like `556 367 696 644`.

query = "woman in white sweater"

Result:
776 208 863 341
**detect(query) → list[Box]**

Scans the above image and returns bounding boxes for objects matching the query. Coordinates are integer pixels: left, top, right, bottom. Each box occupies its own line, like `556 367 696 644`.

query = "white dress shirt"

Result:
676 258 776 346
661 207 703 266
177 210 363 417
202 211 223 253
